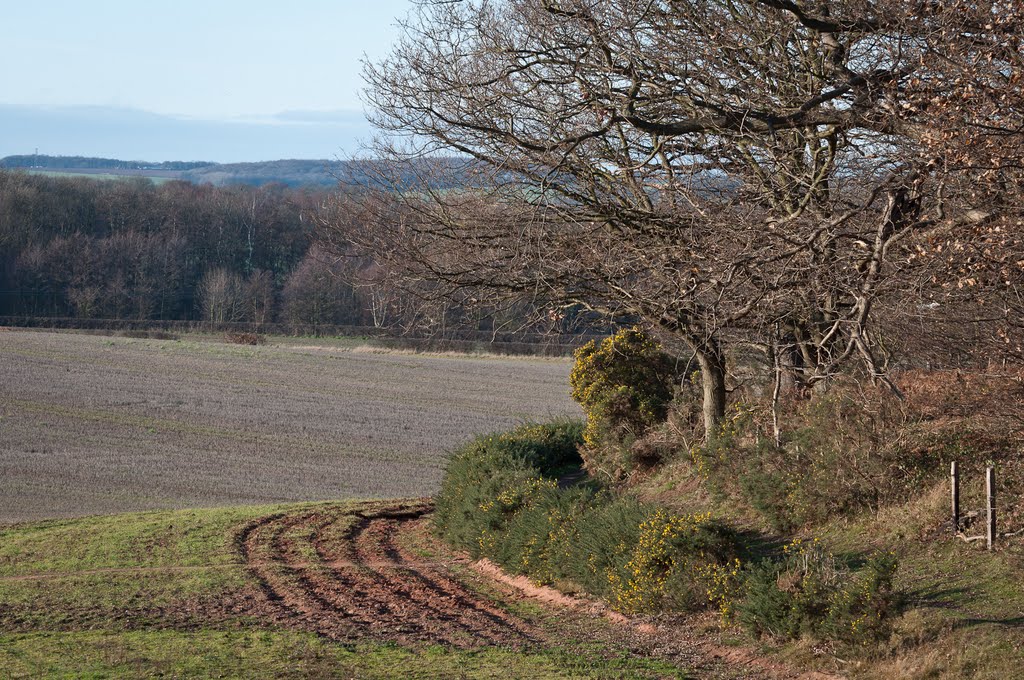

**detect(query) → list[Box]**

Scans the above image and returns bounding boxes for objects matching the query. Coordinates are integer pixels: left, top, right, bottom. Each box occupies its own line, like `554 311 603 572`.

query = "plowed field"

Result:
238 502 546 648
230 502 785 678
0 329 580 522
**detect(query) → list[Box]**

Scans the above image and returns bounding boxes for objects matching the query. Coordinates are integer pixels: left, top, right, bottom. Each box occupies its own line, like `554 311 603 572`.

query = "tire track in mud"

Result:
236 504 544 648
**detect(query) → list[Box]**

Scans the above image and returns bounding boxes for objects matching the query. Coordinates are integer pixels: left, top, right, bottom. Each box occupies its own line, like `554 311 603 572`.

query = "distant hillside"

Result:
0 155 211 172
181 159 364 187
1 154 474 189
0 154 343 187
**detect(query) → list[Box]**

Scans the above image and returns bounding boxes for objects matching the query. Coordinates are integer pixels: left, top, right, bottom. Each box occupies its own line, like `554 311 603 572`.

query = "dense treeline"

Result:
0 170 593 337
0 171 374 326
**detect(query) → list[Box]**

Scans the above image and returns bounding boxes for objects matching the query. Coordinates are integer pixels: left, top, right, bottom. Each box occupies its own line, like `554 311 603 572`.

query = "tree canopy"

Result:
328 0 1024 434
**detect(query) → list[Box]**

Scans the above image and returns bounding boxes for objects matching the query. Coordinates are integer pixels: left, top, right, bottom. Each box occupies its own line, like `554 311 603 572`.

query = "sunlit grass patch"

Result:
0 631 690 679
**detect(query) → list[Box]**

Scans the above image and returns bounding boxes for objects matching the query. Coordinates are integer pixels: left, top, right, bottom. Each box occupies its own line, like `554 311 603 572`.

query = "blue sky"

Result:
0 0 415 162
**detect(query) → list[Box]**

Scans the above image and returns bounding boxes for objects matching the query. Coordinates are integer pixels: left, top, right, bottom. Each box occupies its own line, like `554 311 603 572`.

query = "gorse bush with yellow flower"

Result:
435 421 901 644
604 508 742 614
433 421 583 556
434 422 742 616
736 538 899 641
569 328 679 479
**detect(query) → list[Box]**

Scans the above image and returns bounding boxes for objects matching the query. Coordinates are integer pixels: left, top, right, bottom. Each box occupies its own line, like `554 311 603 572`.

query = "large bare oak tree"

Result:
320 0 1024 434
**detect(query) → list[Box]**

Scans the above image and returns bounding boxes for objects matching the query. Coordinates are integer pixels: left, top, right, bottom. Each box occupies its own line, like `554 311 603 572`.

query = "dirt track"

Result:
233 504 846 679
237 503 545 649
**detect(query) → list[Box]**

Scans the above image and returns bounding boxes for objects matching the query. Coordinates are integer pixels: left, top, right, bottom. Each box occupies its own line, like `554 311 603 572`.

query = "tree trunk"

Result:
695 343 727 440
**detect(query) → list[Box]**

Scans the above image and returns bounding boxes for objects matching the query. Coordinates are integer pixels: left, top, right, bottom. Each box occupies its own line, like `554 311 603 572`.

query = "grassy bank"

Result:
435 426 1024 678
0 502 694 679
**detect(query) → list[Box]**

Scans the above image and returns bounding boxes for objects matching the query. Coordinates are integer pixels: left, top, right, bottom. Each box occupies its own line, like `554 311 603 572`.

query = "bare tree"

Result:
281 247 369 327
245 269 276 326
197 268 245 324
322 0 1024 434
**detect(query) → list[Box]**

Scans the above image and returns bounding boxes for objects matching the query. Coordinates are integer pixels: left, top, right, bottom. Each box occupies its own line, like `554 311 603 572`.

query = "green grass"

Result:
0 504 294 575
0 631 687 679
0 504 295 632
0 502 692 678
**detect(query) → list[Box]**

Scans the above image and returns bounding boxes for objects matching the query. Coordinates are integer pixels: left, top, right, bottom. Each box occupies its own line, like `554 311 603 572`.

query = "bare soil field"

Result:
237 501 545 648
0 329 580 523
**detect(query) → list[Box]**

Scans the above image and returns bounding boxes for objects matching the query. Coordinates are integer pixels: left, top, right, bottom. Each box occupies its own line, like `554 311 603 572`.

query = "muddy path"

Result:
236 502 544 649
234 503 835 679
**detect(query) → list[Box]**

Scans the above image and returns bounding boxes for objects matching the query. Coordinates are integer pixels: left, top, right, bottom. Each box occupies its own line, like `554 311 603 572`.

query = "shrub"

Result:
821 553 900 642
527 494 739 613
432 421 584 556
225 331 265 345
738 467 801 534
556 496 647 598
480 421 585 477
606 507 739 614
433 422 743 617
569 328 678 478
493 485 596 584
737 539 899 643
691 379 1021 531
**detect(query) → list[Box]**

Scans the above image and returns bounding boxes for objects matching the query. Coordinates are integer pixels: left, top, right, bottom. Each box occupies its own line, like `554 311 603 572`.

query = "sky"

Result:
0 0 415 162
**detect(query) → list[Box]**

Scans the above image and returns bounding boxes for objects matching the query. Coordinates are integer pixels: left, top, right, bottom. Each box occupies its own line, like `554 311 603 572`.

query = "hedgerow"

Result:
434 423 740 615
434 421 902 643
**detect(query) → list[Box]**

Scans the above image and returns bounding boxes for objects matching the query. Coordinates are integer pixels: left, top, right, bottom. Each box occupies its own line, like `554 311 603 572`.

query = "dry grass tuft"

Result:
224 331 266 346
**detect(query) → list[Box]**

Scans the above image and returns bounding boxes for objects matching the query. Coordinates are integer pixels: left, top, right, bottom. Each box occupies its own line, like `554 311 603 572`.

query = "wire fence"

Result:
0 315 607 357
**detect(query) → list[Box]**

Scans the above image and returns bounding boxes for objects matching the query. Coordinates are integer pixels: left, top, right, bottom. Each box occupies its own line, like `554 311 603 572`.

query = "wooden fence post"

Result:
951 461 960 534
987 466 996 551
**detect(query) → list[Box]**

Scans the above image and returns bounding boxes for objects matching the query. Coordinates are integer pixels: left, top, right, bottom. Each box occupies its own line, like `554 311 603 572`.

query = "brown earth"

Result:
234 502 838 679
236 501 545 649
0 329 580 522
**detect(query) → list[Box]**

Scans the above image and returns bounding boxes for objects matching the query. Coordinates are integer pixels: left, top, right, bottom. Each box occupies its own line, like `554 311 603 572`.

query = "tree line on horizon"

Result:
0 170 591 338
0 154 477 189
0 171 415 331
0 155 210 172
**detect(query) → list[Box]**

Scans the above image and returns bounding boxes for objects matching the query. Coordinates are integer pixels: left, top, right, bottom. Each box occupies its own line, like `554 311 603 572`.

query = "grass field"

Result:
22 169 179 185
0 329 581 523
0 502 704 679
